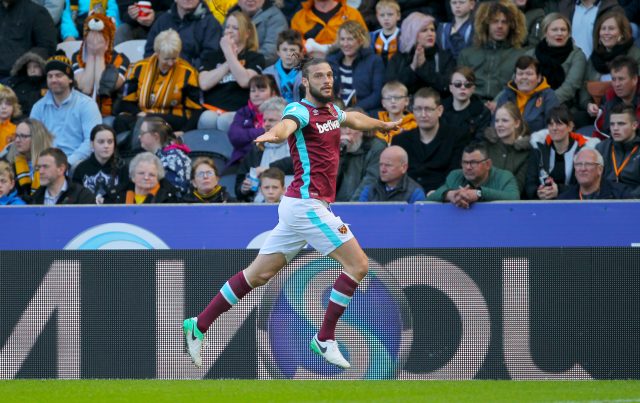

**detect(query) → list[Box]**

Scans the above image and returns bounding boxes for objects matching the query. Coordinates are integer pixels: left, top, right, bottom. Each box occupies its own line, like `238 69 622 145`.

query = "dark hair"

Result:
90 124 117 143
609 55 639 77
191 156 219 179
90 123 122 180
276 29 303 50
463 141 489 159
142 116 174 146
413 87 441 106
301 57 329 79
259 167 285 186
515 55 540 74
451 66 476 84
546 105 573 125
249 74 281 96
610 103 637 121
39 147 68 170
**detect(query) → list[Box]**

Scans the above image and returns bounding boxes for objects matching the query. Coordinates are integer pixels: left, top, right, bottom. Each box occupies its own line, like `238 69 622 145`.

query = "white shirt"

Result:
44 180 68 206
572 0 601 59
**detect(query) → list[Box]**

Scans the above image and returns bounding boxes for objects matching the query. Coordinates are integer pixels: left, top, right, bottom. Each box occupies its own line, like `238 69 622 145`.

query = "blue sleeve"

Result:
60 0 79 40
334 103 346 124
408 188 426 204
107 0 121 26
282 102 310 128
358 185 370 201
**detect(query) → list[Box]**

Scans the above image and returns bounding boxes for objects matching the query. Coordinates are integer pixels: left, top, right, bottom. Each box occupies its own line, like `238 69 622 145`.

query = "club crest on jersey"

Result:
316 119 340 134
312 109 319 115
337 225 348 234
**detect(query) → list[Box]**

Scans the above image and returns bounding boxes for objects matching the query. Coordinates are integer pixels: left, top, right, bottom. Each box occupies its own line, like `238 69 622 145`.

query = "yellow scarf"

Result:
126 183 161 204
14 154 40 193
138 54 180 113
193 185 222 202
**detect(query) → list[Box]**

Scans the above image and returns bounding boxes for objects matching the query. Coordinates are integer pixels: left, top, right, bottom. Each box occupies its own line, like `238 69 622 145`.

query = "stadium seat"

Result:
219 174 236 199
182 129 233 161
114 40 146 63
56 40 82 59
586 81 611 106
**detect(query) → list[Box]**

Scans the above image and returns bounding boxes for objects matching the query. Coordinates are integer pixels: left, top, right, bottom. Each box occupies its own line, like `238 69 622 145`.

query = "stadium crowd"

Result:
1 0 640 206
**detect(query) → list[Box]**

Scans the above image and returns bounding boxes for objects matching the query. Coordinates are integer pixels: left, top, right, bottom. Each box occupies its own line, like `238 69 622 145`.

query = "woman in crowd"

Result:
182 157 232 203
326 20 384 114
198 10 265 132
106 152 178 204
386 12 455 96
525 105 599 200
72 124 129 204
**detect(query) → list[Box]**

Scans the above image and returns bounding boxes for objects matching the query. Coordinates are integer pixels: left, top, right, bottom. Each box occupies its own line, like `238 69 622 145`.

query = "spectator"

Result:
263 29 304 103
73 12 130 118
32 0 64 25
495 55 560 133
228 75 280 167
144 0 222 70
115 0 172 44
114 29 201 134
441 66 491 144
596 103 640 196
358 145 425 203
227 0 288 66
525 13 587 107
0 160 26 205
0 0 56 81
525 105 598 200
182 156 232 203
559 148 633 199
60 0 120 41
392 87 464 193
31 147 95 204
105 151 178 203
375 81 416 145
369 0 402 65
138 116 191 197
385 12 455 97
0 86 22 150
458 0 527 102
327 20 384 114
437 0 475 60
30 54 102 167
257 166 285 203
198 10 265 132
4 118 53 201
72 124 128 203
7 52 47 116
427 141 520 205
484 102 531 193
291 0 367 56
335 107 386 201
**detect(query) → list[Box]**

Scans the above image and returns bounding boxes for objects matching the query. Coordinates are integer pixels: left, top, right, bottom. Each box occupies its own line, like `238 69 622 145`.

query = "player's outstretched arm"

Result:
254 118 298 144
343 111 402 133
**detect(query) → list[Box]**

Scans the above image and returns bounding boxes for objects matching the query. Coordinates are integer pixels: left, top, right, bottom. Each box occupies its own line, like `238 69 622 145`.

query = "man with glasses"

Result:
30 147 95 205
559 148 632 199
427 141 520 207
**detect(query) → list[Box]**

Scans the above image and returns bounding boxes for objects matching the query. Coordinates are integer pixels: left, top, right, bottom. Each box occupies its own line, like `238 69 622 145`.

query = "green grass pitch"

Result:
1 380 640 402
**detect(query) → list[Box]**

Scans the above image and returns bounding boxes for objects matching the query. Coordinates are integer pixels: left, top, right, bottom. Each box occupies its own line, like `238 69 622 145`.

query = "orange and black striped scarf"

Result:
14 155 40 194
138 54 181 114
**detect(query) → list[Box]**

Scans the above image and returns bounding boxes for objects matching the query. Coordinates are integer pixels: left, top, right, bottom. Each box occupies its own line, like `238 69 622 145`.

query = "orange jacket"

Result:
291 0 367 45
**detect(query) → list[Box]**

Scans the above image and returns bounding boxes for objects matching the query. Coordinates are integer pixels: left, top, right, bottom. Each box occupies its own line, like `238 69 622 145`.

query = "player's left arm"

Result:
342 111 401 133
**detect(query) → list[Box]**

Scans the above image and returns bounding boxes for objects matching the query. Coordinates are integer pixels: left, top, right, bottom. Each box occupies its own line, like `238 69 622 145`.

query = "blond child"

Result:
0 86 22 150
376 81 417 145
437 0 476 59
369 0 401 65
0 160 26 205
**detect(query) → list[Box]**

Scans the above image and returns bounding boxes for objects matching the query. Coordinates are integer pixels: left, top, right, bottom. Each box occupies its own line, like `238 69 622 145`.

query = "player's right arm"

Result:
254 118 298 144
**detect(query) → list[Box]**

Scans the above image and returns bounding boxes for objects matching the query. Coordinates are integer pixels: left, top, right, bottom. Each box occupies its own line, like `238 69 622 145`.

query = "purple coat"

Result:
227 104 265 166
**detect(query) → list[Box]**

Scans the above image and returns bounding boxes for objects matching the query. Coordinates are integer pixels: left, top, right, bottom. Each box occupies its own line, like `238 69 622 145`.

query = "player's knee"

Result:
250 268 277 287
349 253 369 281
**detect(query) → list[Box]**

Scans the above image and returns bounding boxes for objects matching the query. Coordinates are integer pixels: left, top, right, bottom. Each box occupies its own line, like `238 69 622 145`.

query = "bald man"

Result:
358 145 426 203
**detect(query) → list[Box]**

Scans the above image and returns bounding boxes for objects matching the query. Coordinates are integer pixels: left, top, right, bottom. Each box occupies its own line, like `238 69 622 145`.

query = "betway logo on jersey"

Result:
316 119 340 134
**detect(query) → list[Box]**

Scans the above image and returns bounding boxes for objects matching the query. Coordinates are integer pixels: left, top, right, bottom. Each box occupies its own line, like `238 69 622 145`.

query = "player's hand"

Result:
254 130 279 144
378 119 403 133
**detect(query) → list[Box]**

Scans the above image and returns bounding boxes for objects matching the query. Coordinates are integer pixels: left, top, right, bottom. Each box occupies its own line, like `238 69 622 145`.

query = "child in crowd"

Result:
0 86 22 151
263 29 304 104
0 160 26 205
257 167 285 204
437 0 475 59
375 81 416 145
369 0 401 65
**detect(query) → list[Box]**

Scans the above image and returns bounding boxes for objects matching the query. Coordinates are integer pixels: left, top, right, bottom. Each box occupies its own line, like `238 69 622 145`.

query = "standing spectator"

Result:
31 147 96 205
0 86 22 150
30 54 102 167
437 0 475 60
0 0 56 81
144 0 223 70
115 0 173 44
263 29 304 103
375 81 416 145
458 0 527 102
227 0 288 66
386 12 455 97
198 10 265 132
182 156 232 203
257 166 285 203
7 52 47 116
559 148 633 199
512 0 546 47
32 0 64 25
369 0 402 65
327 20 384 114
358 145 425 203
60 0 120 41
0 160 26 205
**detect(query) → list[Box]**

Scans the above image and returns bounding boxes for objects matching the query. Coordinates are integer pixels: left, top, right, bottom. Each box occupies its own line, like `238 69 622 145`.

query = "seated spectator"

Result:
32 0 64 26
392 87 465 193
358 145 425 203
525 13 587 107
375 81 416 145
386 12 455 97
114 29 201 134
559 148 633 199
228 75 280 167
227 0 288 66
61 0 120 41
30 54 102 167
437 0 475 60
257 166 285 203
427 141 520 205
72 124 128 204
73 12 129 118
143 0 222 70
0 86 22 151
31 147 95 205
7 52 47 116
182 156 232 203
0 160 26 205
596 103 640 196
369 0 402 65
105 151 178 203
291 0 367 56
458 1 527 102
139 116 191 197
198 10 265 132
512 0 545 46
327 20 384 114
441 66 491 144
263 29 304 103
115 0 172 44
495 56 559 133
525 105 598 200
4 118 53 201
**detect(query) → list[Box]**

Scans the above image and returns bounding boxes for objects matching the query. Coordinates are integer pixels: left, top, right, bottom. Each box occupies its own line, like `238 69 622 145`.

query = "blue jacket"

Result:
61 0 120 40
0 190 26 205
326 47 384 115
